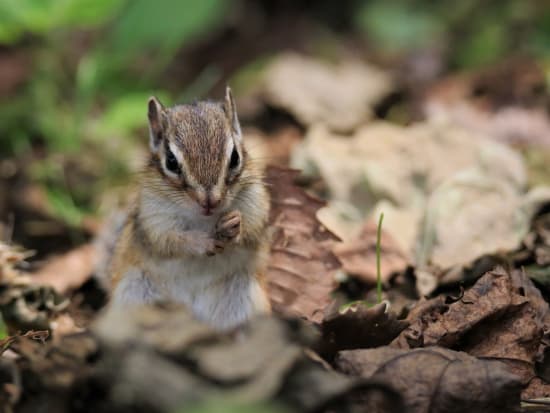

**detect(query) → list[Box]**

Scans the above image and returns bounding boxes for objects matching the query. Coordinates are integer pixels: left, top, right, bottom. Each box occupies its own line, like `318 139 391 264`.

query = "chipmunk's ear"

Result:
223 86 242 140
148 96 165 154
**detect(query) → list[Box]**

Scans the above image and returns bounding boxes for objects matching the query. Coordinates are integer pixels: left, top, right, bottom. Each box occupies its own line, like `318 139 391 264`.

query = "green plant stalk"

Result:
376 212 384 303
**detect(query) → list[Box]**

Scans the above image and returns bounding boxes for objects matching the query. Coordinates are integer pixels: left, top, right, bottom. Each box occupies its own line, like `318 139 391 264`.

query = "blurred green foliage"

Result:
0 0 227 226
0 0 125 43
355 0 550 68
0 317 6 340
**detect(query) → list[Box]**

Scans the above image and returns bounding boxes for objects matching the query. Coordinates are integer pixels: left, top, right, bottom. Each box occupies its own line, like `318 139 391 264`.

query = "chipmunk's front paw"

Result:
205 239 225 256
215 210 241 244
186 231 224 256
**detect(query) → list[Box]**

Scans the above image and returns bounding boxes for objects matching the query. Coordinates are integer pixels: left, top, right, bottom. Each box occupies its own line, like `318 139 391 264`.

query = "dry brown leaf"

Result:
265 166 341 323
0 282 69 333
291 120 533 282
5 330 97 409
424 58 550 147
87 305 372 412
333 219 409 284
30 244 95 294
0 242 33 284
0 330 49 356
0 242 83 337
336 346 522 413
526 212 550 267
392 267 550 396
262 53 392 132
318 302 408 361
244 126 303 167
522 377 550 400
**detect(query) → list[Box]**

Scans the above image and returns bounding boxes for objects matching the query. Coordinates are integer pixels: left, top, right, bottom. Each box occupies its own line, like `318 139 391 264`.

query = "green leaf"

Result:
0 0 124 44
45 185 87 227
530 10 550 58
355 1 443 52
61 0 125 27
0 318 6 340
454 21 507 68
110 0 228 57
97 92 169 137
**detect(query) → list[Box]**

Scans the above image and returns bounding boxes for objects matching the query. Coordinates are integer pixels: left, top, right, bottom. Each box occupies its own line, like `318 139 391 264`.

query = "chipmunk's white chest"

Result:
150 246 252 297
113 248 266 330
111 189 269 330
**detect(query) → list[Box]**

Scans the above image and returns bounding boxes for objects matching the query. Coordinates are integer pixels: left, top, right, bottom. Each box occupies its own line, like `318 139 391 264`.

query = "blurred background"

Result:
1 0 550 262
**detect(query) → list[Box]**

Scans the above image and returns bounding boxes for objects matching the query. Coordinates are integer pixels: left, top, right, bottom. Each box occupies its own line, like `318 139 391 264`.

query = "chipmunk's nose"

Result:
199 193 221 216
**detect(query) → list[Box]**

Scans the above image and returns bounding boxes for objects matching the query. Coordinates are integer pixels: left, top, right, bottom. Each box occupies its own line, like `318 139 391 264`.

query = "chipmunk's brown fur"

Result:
108 87 271 330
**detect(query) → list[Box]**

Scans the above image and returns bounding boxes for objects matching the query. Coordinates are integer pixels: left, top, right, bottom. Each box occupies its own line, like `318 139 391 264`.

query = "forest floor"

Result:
2 33 550 413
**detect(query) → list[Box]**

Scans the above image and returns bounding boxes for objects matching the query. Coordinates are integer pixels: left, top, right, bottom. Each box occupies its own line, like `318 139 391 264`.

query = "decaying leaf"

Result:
0 329 48 355
524 210 550 269
0 330 49 407
265 166 341 322
244 126 303 167
318 302 408 361
1 330 98 412
424 58 550 147
333 219 409 284
84 305 389 413
335 346 522 413
262 53 392 132
522 378 550 400
0 242 33 284
0 242 81 336
30 243 95 294
415 171 550 276
392 267 550 395
290 120 542 286
516 192 550 280
0 277 70 334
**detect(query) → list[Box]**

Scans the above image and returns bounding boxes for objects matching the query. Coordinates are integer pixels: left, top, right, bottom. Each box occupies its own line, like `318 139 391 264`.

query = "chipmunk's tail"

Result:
93 211 127 289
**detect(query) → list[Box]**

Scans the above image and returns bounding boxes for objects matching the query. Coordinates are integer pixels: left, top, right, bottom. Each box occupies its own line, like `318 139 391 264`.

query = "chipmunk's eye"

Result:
229 147 240 170
165 147 181 174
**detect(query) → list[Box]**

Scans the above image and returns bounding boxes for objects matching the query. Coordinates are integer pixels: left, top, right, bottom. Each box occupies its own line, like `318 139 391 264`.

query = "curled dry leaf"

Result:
318 302 408 361
335 346 522 413
392 267 550 395
522 377 550 400
333 219 409 284
424 58 550 147
244 126 303 167
2 330 98 411
0 242 81 336
265 166 341 322
0 282 70 333
291 120 539 288
30 243 95 294
86 305 372 413
516 197 550 292
262 53 392 132
0 242 33 284
0 330 49 356
415 168 543 274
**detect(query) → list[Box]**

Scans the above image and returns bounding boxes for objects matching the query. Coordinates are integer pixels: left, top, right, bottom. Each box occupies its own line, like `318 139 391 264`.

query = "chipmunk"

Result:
107 87 271 330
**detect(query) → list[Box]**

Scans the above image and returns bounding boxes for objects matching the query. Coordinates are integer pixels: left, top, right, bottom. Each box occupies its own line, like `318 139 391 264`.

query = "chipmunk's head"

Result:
146 87 248 216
